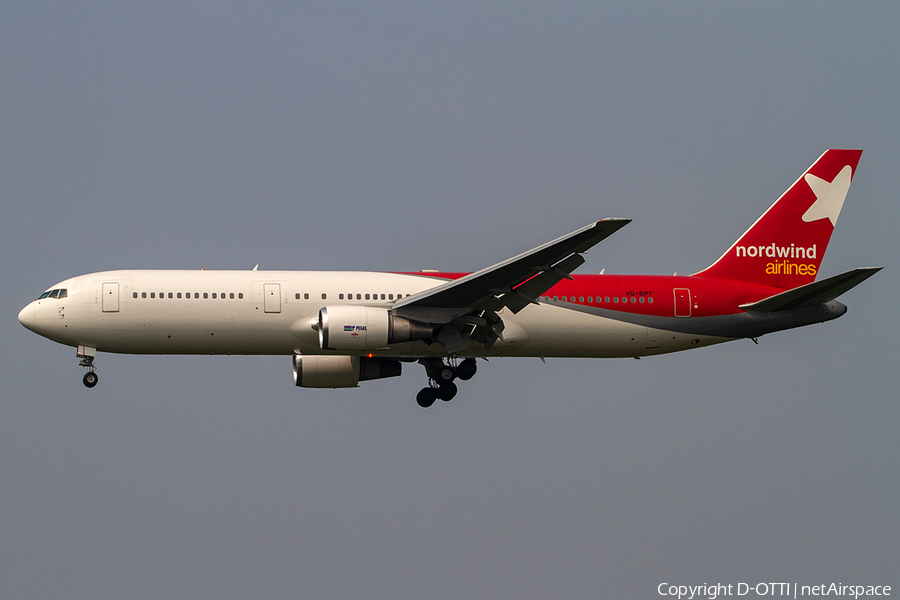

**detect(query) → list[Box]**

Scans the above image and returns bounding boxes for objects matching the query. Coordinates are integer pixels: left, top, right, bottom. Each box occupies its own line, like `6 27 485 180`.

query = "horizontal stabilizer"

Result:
740 267 882 312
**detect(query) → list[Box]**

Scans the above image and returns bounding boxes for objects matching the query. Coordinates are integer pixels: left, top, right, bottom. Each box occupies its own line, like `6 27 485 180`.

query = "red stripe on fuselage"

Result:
393 272 785 317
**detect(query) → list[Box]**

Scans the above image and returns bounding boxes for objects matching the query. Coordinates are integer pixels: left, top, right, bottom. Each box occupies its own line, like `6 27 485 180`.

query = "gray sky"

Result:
2 3 897 598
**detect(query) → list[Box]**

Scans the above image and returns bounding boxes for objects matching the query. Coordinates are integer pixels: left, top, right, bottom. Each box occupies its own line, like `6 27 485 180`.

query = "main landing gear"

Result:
416 357 478 408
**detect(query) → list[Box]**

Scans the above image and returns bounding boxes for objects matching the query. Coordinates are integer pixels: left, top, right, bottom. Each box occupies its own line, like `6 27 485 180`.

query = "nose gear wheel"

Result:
79 355 98 388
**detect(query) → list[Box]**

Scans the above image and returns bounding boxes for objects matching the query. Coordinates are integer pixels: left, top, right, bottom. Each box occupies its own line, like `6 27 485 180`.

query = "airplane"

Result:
18 149 881 407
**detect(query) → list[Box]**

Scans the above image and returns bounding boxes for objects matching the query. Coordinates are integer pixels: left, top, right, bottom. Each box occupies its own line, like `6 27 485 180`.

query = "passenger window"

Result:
357 294 361 300
238 293 243 299
639 297 644 303
212 293 217 299
605 297 610 303
630 297 636 303
151 293 156 298
142 292 147 298
195 293 200 299
304 293 309 300
587 297 593 303
295 293 300 300
339 294 344 300
321 293 326 300
648 297 653 303
133 292 138 298
579 296 584 303
230 293 234 299
203 293 208 299
168 293 173 299
389 294 393 300
379 294 384 300
365 294 370 300
177 293 182 299
613 297 618 303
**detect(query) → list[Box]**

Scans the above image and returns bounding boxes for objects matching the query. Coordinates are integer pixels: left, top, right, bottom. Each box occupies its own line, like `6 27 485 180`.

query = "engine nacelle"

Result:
293 354 402 388
318 305 434 351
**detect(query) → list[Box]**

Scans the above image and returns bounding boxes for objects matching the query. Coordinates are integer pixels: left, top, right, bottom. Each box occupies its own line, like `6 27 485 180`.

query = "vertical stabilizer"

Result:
694 149 862 289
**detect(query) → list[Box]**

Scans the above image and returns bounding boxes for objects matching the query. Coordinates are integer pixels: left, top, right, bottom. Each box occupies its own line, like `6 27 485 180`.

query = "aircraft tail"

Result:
694 149 863 289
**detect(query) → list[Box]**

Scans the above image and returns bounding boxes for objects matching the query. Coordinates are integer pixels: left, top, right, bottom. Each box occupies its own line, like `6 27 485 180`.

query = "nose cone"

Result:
18 303 36 332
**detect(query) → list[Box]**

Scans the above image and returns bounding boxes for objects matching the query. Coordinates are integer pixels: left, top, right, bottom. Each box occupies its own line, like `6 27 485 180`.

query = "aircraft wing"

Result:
393 218 630 327
740 266 882 312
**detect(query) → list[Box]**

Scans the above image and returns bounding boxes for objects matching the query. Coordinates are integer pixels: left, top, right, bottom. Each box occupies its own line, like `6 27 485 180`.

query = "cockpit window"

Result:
37 288 67 300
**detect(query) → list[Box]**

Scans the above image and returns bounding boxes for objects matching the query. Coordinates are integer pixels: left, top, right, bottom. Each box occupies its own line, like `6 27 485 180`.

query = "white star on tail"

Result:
802 164 853 226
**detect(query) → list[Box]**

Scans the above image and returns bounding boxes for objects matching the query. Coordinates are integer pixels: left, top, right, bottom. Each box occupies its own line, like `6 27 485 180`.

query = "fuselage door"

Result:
673 288 691 317
264 283 281 313
102 282 119 313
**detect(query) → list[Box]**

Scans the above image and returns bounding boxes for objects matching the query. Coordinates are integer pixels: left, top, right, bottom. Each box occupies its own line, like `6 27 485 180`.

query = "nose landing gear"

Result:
82 368 98 388
77 346 98 388
416 358 476 408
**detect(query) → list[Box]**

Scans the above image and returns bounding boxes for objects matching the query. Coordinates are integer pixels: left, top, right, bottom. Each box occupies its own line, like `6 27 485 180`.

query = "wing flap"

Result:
740 267 882 312
501 253 586 314
393 218 630 321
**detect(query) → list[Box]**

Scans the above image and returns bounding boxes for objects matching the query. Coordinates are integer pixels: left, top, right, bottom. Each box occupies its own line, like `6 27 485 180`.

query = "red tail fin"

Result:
695 149 862 289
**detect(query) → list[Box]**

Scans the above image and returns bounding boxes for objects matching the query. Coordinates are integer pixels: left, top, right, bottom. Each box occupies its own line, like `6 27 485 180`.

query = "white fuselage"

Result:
19 270 726 360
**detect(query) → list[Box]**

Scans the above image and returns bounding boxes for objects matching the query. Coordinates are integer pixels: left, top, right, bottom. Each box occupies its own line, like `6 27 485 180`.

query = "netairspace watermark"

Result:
657 583 892 600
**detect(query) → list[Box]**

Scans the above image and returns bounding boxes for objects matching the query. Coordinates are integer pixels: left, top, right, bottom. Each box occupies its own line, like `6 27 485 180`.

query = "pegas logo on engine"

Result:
344 324 367 338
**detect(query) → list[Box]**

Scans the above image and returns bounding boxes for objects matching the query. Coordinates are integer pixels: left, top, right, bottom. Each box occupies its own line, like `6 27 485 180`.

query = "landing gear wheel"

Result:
437 381 458 402
457 359 477 381
436 365 456 384
83 371 99 388
416 387 437 408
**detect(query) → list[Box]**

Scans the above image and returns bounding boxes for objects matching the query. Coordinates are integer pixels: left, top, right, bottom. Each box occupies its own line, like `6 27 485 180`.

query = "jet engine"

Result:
318 306 434 351
293 353 402 388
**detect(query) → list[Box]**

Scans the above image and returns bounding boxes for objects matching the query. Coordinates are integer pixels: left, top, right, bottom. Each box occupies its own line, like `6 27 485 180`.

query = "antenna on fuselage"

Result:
252 264 259 271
